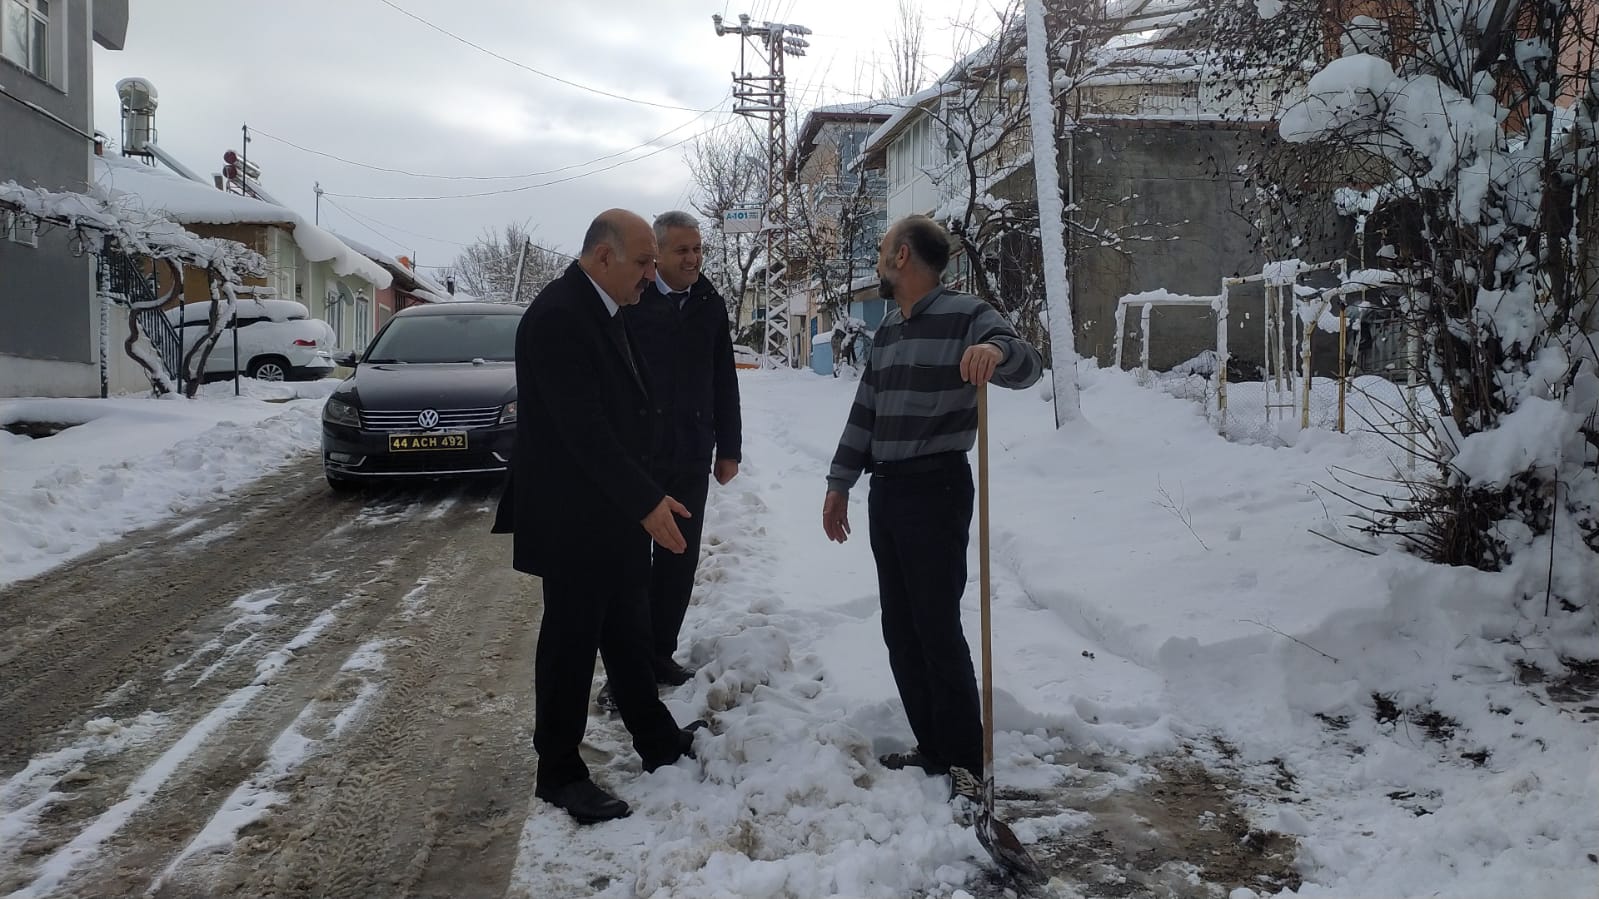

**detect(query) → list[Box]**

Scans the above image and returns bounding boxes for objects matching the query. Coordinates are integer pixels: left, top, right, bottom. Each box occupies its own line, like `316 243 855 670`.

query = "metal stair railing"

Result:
100 245 185 393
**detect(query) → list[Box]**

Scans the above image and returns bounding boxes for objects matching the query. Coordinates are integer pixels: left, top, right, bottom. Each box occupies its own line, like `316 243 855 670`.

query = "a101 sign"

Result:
722 205 763 234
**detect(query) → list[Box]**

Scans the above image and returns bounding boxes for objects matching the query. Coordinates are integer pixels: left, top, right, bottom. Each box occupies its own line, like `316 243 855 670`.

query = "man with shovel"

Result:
821 214 1043 802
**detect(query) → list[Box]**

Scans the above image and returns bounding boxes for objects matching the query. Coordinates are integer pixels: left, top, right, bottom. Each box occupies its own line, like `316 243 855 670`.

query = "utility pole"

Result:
510 237 529 304
314 181 323 226
713 12 810 369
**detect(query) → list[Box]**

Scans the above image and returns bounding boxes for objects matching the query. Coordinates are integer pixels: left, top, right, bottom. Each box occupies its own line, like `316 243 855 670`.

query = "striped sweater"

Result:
827 286 1044 494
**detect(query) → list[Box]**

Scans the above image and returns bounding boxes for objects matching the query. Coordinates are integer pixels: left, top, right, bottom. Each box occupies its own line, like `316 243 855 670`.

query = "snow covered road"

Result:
1 466 541 898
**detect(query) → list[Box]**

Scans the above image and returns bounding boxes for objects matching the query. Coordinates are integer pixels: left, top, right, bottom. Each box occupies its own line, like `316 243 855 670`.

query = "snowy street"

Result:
2 369 1594 898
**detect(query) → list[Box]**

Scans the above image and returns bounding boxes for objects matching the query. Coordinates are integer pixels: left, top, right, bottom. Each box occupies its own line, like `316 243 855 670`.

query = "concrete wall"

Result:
0 0 98 395
1068 122 1345 376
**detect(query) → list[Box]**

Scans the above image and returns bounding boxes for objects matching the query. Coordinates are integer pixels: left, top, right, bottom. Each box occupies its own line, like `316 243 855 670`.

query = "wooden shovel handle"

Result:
978 382 993 774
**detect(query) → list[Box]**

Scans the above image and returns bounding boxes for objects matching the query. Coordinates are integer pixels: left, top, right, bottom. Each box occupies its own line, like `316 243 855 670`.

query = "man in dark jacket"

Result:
621 211 742 685
492 209 704 825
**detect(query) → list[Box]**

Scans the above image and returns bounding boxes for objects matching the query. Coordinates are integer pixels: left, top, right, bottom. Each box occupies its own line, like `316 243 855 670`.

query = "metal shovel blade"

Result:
974 775 1045 885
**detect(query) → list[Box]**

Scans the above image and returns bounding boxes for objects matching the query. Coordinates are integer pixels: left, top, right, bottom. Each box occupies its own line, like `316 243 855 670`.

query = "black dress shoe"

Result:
644 720 709 772
653 658 694 686
879 749 950 776
534 780 630 825
679 719 709 756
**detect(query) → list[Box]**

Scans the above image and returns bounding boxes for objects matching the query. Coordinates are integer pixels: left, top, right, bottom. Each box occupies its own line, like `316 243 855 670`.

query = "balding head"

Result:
876 214 952 305
579 209 659 307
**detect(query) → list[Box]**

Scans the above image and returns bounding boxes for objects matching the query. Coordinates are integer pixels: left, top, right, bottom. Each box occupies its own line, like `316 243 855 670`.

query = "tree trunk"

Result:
1024 0 1081 424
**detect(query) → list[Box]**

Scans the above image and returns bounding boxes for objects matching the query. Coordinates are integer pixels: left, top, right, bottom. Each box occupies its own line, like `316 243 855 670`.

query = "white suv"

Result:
166 299 338 382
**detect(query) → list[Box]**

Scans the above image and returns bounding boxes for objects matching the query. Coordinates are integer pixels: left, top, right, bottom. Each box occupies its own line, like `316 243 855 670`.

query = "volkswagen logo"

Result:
417 409 440 430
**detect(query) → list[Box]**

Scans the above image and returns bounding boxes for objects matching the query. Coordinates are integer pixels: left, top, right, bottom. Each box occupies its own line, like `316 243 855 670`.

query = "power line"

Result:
376 0 708 112
248 97 727 183
324 197 468 249
322 120 736 201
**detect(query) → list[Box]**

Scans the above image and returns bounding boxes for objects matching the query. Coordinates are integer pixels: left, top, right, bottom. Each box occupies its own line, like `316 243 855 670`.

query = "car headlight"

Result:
499 401 518 424
324 396 361 427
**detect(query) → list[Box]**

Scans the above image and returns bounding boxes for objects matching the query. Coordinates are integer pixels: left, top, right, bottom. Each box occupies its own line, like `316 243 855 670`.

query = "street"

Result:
1 462 541 898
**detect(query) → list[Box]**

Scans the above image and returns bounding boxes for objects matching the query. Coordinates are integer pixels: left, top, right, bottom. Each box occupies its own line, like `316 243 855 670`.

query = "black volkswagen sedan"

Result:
322 302 521 489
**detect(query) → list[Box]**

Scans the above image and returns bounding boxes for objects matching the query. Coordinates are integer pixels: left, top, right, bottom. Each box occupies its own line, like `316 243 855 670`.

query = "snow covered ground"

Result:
0 378 338 588
3 366 1594 897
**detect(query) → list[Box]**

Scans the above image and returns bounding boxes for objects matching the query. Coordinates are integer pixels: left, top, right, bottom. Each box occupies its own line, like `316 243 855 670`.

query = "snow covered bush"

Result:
1212 0 1598 611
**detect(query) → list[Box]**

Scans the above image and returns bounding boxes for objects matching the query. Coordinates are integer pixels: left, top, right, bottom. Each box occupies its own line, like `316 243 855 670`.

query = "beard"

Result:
877 277 894 299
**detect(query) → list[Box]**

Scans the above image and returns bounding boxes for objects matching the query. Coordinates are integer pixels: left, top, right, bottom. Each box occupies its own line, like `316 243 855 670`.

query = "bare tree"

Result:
916 0 1185 349
882 0 929 98
452 223 569 303
684 126 767 330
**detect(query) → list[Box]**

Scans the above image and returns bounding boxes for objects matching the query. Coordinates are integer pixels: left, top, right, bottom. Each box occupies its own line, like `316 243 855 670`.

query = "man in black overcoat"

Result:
621 210 742 685
493 208 704 824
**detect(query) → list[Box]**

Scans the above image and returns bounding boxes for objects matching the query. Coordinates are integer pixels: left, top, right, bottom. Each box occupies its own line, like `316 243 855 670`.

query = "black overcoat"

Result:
492 262 663 577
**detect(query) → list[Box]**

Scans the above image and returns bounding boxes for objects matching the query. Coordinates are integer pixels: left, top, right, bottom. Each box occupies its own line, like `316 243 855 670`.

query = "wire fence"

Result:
1155 366 1435 469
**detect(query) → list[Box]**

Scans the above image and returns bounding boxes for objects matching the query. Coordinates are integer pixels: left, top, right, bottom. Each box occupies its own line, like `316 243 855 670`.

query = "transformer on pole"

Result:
713 13 810 368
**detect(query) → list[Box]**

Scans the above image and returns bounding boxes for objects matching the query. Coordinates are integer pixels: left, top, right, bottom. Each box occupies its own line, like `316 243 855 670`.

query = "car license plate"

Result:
389 432 467 452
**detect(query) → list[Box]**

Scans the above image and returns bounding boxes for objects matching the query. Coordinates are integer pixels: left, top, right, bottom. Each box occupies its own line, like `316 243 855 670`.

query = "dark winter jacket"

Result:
622 274 742 475
492 262 663 577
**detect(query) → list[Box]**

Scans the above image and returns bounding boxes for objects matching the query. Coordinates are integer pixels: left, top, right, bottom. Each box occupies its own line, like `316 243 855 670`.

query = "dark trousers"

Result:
647 468 710 660
868 462 984 777
534 559 682 791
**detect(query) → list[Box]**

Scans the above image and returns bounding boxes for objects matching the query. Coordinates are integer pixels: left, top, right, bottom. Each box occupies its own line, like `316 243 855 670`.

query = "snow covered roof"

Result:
92 155 392 289
859 83 961 163
331 232 453 301
793 102 897 176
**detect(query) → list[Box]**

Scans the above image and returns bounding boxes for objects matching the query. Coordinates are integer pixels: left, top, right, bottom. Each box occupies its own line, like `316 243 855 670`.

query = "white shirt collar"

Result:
655 274 692 297
583 271 621 317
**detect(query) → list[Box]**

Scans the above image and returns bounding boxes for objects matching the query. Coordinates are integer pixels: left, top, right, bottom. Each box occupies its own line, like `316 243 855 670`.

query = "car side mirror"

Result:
335 352 358 367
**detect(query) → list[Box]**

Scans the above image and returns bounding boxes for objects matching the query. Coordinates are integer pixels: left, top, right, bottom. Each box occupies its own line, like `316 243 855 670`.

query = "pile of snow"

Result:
0 378 337 587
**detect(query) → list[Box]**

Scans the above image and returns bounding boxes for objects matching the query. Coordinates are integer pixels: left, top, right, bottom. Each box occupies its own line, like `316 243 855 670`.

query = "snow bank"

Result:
0 379 336 587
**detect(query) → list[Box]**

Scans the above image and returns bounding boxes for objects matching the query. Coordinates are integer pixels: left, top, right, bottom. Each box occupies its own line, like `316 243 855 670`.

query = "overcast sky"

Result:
90 0 979 274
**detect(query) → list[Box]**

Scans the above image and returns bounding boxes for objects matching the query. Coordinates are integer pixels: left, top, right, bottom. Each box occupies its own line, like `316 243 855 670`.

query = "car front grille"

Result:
359 406 503 431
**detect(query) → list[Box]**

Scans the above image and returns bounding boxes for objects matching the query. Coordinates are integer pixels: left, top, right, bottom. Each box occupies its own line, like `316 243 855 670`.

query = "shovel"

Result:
973 381 1046 885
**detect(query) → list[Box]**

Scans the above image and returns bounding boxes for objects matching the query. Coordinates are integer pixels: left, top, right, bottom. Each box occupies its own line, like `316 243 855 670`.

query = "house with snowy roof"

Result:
855 0 1334 374
91 154 392 355
785 100 896 372
330 233 459 331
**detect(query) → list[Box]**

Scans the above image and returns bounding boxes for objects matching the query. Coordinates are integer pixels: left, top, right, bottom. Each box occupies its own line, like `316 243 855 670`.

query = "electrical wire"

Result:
248 96 727 183
377 0 708 112
324 197 468 248
321 120 736 201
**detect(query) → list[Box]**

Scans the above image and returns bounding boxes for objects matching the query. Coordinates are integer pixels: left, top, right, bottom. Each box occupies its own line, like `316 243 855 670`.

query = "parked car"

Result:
321 302 520 490
165 298 336 382
732 344 761 370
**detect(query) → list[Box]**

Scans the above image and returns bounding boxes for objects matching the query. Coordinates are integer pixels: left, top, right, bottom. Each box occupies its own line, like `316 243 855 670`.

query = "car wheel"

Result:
248 356 290 381
326 471 361 492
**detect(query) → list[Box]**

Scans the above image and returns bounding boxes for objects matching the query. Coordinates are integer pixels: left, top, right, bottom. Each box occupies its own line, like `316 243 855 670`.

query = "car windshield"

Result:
364 314 518 364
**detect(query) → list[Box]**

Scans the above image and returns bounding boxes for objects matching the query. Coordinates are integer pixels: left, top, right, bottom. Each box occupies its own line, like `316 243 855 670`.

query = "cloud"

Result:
89 0 967 268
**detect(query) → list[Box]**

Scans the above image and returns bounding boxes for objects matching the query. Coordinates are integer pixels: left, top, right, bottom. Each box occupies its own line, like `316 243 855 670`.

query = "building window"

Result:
354 291 371 350
1 0 51 82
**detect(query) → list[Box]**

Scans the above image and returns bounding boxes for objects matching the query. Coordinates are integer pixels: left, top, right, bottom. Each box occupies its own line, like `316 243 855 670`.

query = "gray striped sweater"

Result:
827 286 1044 494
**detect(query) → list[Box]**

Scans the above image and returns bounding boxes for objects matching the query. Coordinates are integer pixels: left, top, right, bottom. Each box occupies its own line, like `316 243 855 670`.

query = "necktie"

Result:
670 289 690 310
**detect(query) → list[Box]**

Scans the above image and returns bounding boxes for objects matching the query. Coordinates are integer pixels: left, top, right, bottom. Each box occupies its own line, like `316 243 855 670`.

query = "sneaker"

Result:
948 765 983 803
878 749 950 776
